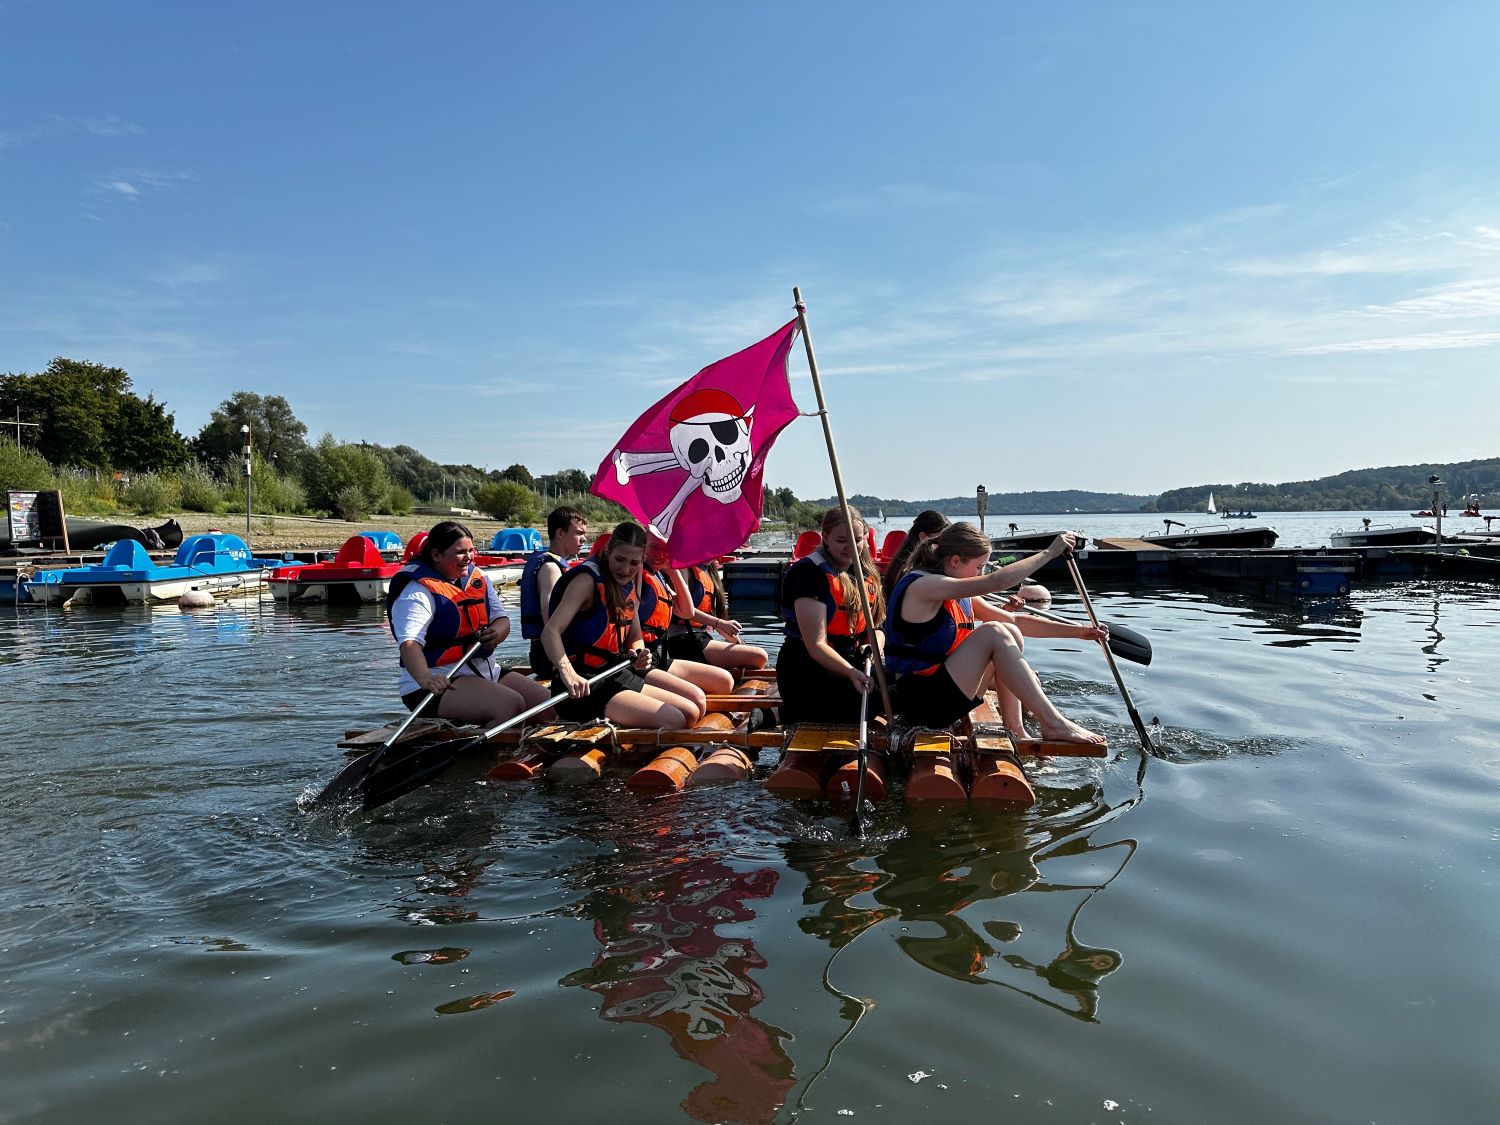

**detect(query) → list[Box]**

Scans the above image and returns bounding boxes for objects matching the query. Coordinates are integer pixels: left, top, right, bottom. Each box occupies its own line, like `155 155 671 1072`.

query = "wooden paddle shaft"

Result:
793 286 894 722
1063 555 1156 755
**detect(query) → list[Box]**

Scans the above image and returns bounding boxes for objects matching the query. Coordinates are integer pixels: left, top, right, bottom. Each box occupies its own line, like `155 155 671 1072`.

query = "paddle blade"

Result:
359 733 488 811
310 732 486 813
311 748 383 810
1105 623 1152 666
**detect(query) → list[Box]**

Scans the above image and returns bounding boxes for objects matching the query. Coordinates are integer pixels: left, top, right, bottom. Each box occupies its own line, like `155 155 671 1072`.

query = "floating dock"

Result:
722 538 1500 603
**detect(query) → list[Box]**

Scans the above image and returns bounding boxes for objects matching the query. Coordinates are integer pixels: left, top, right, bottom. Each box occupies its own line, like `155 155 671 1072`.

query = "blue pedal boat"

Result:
487 527 544 553
26 533 285 607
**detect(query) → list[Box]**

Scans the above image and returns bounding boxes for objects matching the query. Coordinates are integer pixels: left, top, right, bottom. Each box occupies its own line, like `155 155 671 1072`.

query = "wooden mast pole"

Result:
792 287 893 721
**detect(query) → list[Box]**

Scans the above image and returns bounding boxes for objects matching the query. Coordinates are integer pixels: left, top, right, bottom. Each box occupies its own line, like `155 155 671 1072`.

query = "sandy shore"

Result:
169 511 533 552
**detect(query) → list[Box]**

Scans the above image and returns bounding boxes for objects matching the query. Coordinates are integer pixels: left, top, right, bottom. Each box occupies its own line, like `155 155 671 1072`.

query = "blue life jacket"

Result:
883 570 975 678
549 559 635 669
518 549 565 639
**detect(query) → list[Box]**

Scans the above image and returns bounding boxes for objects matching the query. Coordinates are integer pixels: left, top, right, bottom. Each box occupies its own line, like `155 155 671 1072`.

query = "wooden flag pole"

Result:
792 286 894 721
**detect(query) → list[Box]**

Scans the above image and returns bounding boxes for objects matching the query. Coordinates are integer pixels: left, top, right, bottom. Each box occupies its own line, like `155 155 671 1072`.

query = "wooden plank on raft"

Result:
1008 736 1108 758
338 719 455 749
910 733 952 755
786 724 860 752
972 732 1015 755
701 693 783 713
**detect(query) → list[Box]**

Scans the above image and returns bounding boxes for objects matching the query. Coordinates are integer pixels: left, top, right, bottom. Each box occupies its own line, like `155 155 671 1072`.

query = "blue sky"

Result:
3 1 1498 499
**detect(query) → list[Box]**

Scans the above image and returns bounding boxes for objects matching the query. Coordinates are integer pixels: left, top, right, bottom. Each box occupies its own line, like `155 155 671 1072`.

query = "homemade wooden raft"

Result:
337 668 1107 809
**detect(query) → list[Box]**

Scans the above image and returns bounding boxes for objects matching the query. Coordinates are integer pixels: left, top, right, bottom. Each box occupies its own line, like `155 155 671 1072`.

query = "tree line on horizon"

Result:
2 357 1494 524
0 357 817 526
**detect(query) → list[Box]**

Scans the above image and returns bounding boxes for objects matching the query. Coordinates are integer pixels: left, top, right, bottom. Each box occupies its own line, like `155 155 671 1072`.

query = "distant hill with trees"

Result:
810 490 1153 516
1151 459 1500 513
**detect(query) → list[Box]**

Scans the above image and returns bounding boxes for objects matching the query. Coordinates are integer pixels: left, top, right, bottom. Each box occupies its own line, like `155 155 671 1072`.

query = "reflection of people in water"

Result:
783 784 1129 1023
562 856 794 1124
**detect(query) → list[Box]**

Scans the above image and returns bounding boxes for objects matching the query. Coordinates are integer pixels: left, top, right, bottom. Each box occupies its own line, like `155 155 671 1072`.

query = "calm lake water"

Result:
3 512 1497 1124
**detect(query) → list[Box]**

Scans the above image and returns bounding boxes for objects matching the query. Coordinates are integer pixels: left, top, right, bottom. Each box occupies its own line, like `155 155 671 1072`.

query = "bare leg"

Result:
603 690 691 729
662 658 734 696
992 623 1026 734
435 675 527 726
703 638 769 671
501 670 556 720
643 668 707 724
946 623 1103 745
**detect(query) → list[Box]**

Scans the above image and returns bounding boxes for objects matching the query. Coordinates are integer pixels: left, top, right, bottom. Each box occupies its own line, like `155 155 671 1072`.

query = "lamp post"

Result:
976 484 988 535
241 424 253 546
1428 475 1443 549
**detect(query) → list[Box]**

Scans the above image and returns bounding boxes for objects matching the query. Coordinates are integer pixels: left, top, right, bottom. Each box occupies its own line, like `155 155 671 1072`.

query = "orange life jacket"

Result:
674 563 717 624
639 567 675 644
554 559 636 669
783 550 879 648
387 562 491 667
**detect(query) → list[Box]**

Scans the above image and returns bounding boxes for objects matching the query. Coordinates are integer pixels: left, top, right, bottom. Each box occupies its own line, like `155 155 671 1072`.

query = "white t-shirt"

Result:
390 571 510 695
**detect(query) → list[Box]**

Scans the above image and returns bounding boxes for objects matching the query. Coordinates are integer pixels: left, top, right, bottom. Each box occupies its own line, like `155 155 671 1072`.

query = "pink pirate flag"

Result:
591 320 801 568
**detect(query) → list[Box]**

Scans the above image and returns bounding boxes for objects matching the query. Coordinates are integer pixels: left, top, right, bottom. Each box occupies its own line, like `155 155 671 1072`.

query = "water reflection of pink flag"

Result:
591 320 801 569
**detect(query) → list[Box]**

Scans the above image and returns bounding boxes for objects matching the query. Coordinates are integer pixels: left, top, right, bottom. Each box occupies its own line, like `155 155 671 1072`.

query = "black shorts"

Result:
665 627 711 665
890 666 981 730
646 640 675 673
775 639 866 725
528 637 554 680
553 665 649 722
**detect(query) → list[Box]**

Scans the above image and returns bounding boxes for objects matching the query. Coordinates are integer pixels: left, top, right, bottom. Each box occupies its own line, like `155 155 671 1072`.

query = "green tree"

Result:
497 463 534 489
1 358 128 467
193 391 309 467
553 468 591 494
299 434 391 518
109 392 189 472
0 358 187 472
474 480 539 523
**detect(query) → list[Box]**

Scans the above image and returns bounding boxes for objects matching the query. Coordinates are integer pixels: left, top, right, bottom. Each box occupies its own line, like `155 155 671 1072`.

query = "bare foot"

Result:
1036 716 1106 745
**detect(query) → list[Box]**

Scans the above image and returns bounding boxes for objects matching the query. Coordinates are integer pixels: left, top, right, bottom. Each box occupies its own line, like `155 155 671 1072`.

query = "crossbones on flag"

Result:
590 319 801 569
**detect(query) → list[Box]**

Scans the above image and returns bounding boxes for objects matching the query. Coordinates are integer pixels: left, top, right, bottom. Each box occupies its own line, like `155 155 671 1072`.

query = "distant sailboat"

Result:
1206 492 1217 515
878 507 886 522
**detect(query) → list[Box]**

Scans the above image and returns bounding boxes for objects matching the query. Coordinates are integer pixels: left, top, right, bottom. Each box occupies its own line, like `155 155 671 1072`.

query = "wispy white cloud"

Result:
0 114 143 153
1359 279 1500 319
90 167 193 203
1265 372 1402 386
141 259 231 288
1288 331 1500 355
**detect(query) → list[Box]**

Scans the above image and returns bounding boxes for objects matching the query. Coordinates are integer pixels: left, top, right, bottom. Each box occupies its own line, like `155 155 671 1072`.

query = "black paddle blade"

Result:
1105 623 1153 666
310 748 383 810
310 732 486 813
358 732 488 811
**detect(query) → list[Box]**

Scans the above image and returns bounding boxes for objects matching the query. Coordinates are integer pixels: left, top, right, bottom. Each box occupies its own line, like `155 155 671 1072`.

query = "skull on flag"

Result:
612 388 755 539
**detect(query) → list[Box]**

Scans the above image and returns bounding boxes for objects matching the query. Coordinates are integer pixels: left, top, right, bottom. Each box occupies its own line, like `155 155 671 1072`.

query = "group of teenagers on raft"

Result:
390 505 1108 749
